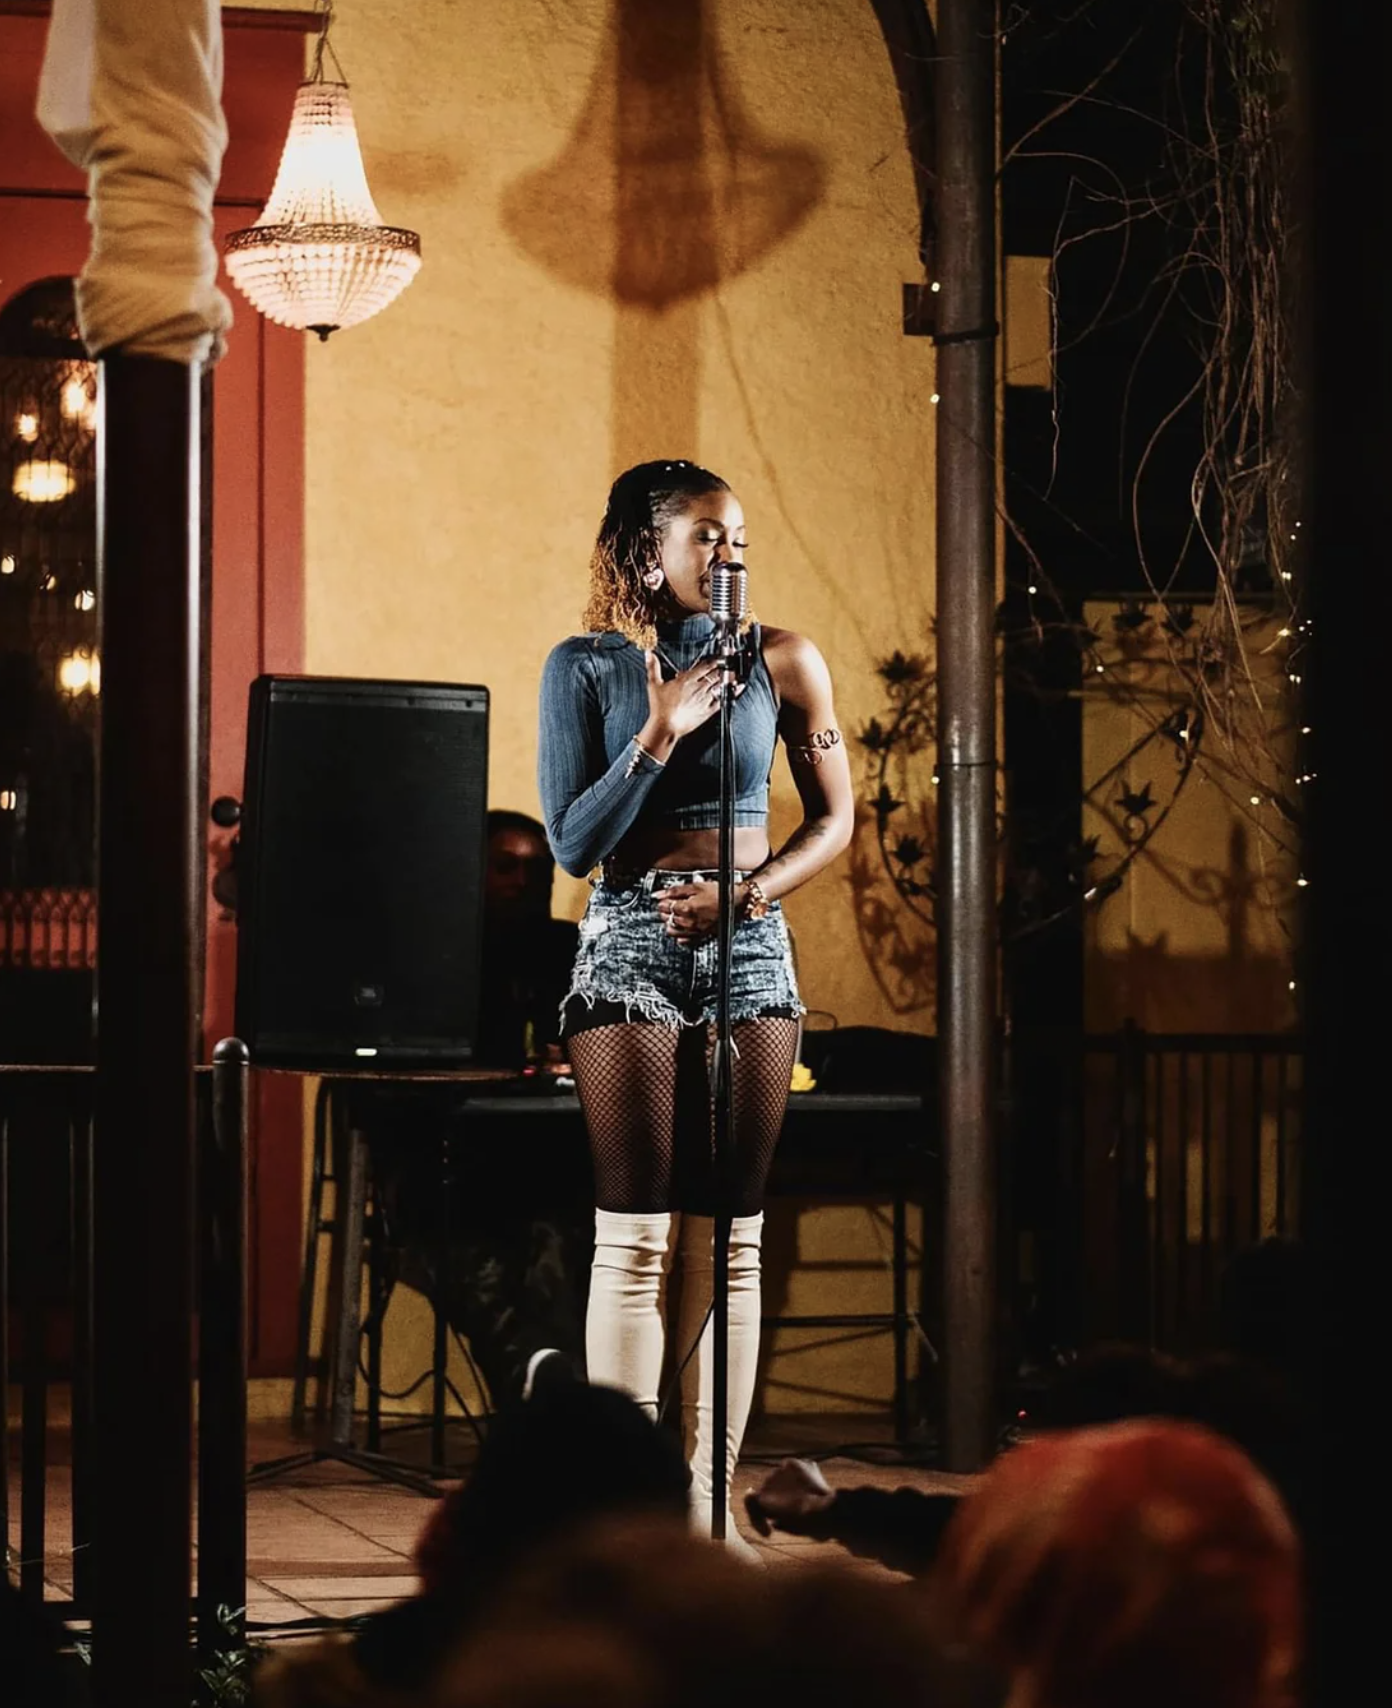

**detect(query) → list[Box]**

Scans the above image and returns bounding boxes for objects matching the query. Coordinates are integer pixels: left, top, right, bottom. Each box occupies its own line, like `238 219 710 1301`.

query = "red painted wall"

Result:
0 4 313 1373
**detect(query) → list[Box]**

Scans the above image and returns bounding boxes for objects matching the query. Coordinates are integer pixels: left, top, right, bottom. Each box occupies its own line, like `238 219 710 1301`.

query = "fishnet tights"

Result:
568 1019 800 1217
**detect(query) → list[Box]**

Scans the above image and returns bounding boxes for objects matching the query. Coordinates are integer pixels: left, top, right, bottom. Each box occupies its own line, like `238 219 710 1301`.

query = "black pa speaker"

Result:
235 675 489 1068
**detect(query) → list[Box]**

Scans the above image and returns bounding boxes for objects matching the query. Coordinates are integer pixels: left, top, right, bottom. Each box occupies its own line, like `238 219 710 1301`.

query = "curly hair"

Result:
583 459 731 648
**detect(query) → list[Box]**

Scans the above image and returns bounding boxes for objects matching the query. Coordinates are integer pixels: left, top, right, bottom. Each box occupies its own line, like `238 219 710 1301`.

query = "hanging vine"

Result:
858 1 1302 983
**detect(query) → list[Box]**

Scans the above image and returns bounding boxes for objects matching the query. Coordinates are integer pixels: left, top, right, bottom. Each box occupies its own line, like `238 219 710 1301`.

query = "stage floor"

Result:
8 1412 976 1633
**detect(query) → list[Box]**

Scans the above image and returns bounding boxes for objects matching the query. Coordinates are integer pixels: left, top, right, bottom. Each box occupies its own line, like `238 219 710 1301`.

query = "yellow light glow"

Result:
13 459 76 503
17 411 39 441
57 651 101 695
1 555 15 576
59 372 97 432
0 790 15 811
74 588 96 612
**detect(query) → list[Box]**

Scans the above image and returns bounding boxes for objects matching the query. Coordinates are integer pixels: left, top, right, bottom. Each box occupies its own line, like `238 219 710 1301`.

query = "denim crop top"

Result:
538 613 779 876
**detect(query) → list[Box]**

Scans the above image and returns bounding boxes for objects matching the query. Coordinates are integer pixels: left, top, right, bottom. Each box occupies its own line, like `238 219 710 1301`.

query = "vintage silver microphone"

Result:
709 561 747 661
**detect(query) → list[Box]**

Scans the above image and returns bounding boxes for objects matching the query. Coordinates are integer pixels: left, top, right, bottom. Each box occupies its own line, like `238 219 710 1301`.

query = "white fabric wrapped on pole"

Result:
36 0 232 365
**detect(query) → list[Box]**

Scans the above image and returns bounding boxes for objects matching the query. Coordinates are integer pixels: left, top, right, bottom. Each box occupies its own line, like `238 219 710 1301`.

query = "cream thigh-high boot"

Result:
585 1209 677 1420
676 1211 765 1562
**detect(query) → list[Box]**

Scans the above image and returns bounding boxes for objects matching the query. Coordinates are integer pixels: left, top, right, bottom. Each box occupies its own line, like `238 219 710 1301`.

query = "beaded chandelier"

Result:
224 4 421 340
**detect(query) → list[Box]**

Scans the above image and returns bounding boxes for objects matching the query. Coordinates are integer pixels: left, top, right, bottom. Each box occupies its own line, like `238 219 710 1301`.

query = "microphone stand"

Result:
708 605 742 1543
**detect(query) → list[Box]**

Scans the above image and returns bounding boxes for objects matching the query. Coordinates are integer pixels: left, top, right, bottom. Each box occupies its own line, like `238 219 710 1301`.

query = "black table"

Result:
297 1078 929 1475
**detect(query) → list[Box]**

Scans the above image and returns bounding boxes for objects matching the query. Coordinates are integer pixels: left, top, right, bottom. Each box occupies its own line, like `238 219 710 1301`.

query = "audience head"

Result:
483 809 555 927
431 1516 1003 1708
931 1418 1301 1708
1033 1342 1190 1430
413 1383 690 1602
1035 1340 1299 1509
1218 1238 1303 1378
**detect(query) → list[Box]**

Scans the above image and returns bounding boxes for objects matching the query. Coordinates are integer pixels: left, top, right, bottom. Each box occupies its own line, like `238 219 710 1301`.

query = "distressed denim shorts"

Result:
561 868 802 1035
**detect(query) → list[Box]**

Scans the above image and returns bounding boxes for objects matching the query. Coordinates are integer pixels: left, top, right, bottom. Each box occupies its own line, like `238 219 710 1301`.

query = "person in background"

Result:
744 1338 1302 1573
475 809 579 1069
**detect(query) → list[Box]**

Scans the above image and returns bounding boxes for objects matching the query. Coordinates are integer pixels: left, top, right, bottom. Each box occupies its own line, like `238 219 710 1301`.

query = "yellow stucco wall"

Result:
1080 600 1298 1032
237 0 937 1032
234 0 939 1414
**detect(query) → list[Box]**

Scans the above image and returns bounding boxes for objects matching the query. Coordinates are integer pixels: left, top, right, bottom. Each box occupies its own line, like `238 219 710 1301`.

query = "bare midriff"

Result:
613 824 771 874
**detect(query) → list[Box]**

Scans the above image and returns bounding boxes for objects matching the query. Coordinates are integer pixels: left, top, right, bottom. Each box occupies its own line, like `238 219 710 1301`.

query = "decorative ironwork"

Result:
0 885 97 969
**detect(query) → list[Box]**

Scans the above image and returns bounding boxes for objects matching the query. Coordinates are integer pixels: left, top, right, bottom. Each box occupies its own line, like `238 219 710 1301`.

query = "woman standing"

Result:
538 460 853 1554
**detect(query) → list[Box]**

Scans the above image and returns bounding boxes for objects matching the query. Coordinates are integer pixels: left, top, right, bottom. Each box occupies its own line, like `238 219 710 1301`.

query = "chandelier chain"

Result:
310 0 347 85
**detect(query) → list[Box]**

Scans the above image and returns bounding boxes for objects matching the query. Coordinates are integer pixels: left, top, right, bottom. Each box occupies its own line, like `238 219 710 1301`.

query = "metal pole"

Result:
70 1082 96 1611
198 1040 249 1660
934 0 999 1471
91 354 202 1708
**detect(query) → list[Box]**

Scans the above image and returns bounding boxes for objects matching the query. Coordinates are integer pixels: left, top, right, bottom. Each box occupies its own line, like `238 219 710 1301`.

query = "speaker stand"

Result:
246 1120 443 1499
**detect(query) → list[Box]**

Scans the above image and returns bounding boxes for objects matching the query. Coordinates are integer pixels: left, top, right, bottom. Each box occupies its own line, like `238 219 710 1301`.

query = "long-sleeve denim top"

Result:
538 613 780 877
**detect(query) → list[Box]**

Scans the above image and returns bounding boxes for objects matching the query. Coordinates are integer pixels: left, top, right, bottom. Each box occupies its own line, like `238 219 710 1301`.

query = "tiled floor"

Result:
7 1413 974 1636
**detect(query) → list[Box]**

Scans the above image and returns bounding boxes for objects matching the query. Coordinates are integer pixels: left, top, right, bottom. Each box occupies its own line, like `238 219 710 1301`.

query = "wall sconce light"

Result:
224 1 421 341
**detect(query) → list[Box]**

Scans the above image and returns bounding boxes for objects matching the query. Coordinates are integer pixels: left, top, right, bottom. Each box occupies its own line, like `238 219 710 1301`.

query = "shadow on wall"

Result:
1087 824 1297 1033
1086 945 1294 1034
501 0 825 304
846 808 936 1024
501 0 826 465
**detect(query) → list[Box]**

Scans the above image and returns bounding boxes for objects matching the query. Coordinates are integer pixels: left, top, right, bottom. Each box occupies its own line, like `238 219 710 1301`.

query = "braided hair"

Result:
583 458 730 648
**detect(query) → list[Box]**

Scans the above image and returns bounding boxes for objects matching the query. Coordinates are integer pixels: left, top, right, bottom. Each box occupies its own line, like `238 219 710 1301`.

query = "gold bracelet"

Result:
742 877 771 920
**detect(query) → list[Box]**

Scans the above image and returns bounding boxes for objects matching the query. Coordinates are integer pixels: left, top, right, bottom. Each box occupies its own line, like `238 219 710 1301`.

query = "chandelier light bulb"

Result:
58 650 101 695
225 80 421 340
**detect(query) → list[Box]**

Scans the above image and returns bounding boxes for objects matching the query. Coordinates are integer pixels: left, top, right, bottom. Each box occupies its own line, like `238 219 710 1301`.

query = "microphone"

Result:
709 559 748 674
709 560 747 630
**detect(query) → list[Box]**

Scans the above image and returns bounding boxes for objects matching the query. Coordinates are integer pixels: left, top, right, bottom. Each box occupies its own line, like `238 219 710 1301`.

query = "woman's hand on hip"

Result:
643 650 740 744
656 880 726 945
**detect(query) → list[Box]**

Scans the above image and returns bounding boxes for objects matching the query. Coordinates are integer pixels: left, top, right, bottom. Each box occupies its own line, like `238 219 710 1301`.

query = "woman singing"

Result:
538 460 854 1556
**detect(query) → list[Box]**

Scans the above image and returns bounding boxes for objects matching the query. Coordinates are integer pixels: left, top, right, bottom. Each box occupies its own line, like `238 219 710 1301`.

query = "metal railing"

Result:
1 1046 248 1663
1073 1024 1302 1351
0 888 98 970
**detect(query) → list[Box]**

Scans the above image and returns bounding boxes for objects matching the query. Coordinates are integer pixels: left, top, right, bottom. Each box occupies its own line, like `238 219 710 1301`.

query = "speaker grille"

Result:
236 677 488 1067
